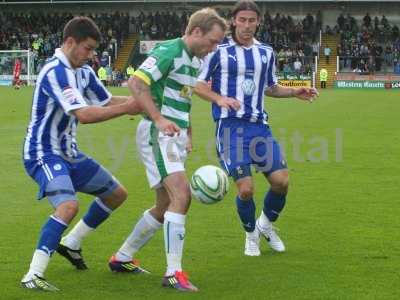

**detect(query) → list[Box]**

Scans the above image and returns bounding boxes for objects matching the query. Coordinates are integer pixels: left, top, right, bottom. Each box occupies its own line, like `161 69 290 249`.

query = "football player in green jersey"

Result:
109 8 239 292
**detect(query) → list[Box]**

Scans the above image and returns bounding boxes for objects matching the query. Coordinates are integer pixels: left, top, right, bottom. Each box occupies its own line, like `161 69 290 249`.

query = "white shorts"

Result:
136 119 188 189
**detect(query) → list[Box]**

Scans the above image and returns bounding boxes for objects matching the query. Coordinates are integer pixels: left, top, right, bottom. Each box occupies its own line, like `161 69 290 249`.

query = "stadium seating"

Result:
1 8 399 81
336 13 400 73
134 10 319 78
0 11 132 74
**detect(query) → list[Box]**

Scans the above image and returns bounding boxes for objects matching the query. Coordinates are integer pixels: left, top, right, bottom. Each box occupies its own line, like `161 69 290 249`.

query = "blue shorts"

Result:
23 153 120 208
215 118 287 179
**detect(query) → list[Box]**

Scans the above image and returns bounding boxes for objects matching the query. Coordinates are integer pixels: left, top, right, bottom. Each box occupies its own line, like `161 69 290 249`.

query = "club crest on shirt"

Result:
242 79 256 96
167 151 180 163
261 55 267 63
180 85 193 99
81 78 87 88
236 166 244 175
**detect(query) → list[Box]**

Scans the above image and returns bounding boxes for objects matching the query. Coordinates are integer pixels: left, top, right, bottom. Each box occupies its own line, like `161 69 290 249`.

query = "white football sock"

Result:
164 211 186 276
246 230 259 240
61 219 94 250
115 210 162 262
258 211 272 228
23 249 50 280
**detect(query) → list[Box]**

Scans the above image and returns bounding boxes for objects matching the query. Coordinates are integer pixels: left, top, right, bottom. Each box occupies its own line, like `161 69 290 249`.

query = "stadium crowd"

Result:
0 11 131 75
258 12 321 77
136 10 320 78
1 9 400 79
334 13 400 73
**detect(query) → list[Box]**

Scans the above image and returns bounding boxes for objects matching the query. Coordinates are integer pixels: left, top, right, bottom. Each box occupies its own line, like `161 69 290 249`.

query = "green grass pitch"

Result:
0 86 399 299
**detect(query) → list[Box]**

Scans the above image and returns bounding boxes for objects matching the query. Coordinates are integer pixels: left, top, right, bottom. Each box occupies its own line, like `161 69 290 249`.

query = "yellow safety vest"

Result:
126 66 135 77
320 69 328 81
98 68 107 81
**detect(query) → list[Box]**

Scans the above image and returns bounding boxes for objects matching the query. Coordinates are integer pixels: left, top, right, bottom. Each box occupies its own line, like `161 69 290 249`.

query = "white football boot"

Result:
244 229 261 256
256 212 285 252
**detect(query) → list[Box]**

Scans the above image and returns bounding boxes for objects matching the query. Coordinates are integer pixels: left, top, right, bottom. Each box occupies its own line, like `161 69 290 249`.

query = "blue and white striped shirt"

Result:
23 48 111 160
198 37 277 123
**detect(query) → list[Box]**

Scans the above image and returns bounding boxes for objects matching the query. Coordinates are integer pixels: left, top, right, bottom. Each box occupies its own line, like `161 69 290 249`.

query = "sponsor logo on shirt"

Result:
242 79 256 96
142 56 157 69
261 55 267 63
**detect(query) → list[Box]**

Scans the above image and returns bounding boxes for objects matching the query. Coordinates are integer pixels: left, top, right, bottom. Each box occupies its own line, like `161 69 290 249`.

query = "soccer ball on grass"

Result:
190 165 229 204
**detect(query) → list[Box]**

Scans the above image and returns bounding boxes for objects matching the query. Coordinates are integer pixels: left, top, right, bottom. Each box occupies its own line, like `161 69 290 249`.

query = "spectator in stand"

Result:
337 14 345 31
324 46 331 64
116 69 124 86
394 61 400 74
384 45 393 72
100 52 108 67
277 48 285 71
112 68 119 87
304 63 313 76
105 65 112 86
363 13 372 28
381 15 389 29
293 58 302 76
303 43 312 64
283 63 292 78
325 25 333 35
312 41 319 57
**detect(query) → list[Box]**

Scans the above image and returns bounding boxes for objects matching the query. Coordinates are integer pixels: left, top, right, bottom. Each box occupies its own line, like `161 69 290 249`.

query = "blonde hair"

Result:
185 8 227 35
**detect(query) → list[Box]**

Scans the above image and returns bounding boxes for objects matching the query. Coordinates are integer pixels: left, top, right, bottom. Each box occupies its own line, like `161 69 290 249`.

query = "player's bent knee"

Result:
113 185 128 203
99 185 127 210
236 177 254 200
54 200 79 224
271 177 289 194
238 186 254 200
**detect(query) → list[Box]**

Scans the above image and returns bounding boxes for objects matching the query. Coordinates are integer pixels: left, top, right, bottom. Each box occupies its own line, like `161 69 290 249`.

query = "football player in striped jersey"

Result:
196 0 318 257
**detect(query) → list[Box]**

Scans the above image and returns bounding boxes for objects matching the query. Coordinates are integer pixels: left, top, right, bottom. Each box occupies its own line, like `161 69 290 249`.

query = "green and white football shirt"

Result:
135 38 200 128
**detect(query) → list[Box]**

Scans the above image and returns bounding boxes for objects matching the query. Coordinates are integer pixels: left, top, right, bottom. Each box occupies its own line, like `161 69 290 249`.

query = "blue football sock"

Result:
263 189 286 222
83 198 112 229
37 216 68 256
235 196 256 232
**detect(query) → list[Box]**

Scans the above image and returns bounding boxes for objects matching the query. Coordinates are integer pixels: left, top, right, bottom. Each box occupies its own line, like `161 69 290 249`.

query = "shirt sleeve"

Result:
265 52 278 88
45 66 88 115
84 67 112 106
197 50 220 82
134 45 174 85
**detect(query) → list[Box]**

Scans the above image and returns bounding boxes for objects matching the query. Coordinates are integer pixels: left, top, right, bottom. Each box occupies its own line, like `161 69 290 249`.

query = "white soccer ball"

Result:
190 165 229 205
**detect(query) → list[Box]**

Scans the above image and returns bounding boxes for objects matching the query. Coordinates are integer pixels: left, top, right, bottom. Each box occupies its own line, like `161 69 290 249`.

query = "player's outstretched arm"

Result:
265 85 319 102
72 99 141 124
194 81 241 111
128 76 180 136
106 96 137 106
